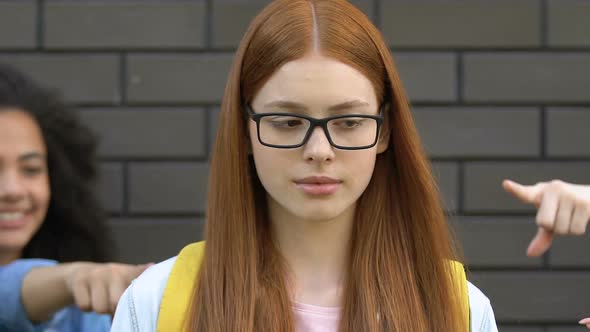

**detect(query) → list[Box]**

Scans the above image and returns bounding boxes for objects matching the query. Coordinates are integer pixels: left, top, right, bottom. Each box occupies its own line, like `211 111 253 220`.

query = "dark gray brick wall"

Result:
470 272 590 322
395 53 457 102
45 1 206 49
0 1 36 49
550 234 590 267
500 326 544 332
548 0 590 47
381 0 540 48
0 54 120 104
110 218 204 264
464 53 590 103
1 1 588 329
98 163 124 214
126 54 232 104
128 162 209 214
80 108 207 158
547 108 590 157
452 217 543 268
414 107 540 158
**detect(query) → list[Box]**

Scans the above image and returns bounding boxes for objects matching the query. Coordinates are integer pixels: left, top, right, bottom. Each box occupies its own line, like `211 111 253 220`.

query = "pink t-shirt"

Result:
293 302 340 332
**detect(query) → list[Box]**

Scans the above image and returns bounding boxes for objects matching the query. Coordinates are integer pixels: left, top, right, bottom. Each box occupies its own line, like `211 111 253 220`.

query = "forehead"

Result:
251 55 378 110
0 109 46 159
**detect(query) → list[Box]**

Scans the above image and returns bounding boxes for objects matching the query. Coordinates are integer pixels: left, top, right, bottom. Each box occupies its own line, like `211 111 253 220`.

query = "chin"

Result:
293 206 348 222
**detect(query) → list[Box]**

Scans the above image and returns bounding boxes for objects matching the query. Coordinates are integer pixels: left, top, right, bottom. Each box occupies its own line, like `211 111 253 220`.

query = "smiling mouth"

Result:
0 212 26 221
0 211 30 230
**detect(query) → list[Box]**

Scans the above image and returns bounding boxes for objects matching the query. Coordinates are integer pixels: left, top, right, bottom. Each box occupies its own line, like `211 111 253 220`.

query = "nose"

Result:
302 126 335 163
0 170 26 202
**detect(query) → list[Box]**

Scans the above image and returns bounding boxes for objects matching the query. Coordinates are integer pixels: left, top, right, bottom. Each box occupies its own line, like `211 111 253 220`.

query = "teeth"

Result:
0 212 25 221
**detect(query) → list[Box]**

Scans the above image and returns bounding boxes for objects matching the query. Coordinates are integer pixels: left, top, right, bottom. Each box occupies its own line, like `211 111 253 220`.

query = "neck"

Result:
269 197 355 307
0 249 20 266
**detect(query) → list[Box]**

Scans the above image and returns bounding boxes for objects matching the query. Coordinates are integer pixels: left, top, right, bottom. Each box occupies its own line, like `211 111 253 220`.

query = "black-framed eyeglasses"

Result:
245 105 384 150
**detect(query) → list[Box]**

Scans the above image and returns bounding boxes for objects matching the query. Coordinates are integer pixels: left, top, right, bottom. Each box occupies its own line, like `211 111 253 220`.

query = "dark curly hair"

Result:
0 63 112 263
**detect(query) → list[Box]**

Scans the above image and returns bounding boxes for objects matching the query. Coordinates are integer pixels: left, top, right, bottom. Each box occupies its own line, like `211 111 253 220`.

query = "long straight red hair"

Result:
185 1 465 331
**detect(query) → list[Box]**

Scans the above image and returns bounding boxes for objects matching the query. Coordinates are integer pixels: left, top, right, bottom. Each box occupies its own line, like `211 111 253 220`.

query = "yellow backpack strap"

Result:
449 260 470 332
156 243 470 331
157 241 205 332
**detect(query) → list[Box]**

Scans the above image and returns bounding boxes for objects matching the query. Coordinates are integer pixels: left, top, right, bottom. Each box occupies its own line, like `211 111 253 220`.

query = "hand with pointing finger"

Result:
502 179 590 257
63 262 153 314
21 261 153 323
503 179 590 330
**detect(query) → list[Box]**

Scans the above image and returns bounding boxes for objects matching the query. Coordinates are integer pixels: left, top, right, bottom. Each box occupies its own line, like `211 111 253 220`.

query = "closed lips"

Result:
294 176 341 184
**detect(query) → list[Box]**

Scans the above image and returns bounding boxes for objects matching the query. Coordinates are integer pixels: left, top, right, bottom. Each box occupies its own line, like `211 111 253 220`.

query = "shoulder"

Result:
111 256 177 332
467 281 498 332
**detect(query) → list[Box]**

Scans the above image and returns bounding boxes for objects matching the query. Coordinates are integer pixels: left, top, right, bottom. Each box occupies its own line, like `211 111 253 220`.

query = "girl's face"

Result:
0 110 49 263
249 54 388 223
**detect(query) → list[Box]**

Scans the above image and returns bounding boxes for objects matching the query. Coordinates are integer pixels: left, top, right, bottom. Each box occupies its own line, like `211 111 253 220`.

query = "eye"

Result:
21 166 44 177
268 117 305 129
334 119 364 129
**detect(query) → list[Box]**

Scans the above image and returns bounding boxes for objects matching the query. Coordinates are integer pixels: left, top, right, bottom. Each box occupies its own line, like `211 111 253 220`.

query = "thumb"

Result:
579 317 590 328
503 179 542 206
527 228 554 257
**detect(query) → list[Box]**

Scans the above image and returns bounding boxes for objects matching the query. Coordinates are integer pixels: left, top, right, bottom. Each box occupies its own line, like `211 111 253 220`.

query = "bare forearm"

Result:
20 263 78 323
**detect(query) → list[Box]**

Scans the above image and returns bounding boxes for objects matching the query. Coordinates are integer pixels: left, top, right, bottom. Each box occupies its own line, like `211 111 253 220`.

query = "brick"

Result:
212 0 267 48
212 0 375 48
549 233 590 267
127 54 233 104
413 107 540 158
431 162 459 212
499 327 543 332
45 1 204 49
548 0 590 47
110 218 204 264
464 53 590 103
0 1 36 48
547 327 590 332
0 54 120 104
80 108 207 158
381 0 540 48
470 272 590 321
97 163 123 213
394 53 456 102
347 0 375 22
452 217 542 267
547 108 590 157
128 162 209 213
463 162 590 213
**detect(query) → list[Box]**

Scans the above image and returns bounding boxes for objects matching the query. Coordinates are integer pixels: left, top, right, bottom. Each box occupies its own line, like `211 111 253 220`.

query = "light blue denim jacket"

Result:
0 259 111 332
111 256 499 332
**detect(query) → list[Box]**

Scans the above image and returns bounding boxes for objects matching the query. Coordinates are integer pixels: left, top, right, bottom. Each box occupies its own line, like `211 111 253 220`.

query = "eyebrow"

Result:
263 100 370 112
18 152 45 162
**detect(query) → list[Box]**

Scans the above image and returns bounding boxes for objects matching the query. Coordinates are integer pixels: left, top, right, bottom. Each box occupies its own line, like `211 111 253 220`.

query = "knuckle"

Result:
94 305 109 314
75 298 91 311
578 202 590 215
536 217 553 229
548 180 565 192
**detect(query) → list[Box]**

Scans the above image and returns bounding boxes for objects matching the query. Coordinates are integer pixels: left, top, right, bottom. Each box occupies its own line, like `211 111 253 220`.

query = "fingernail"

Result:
579 318 590 324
